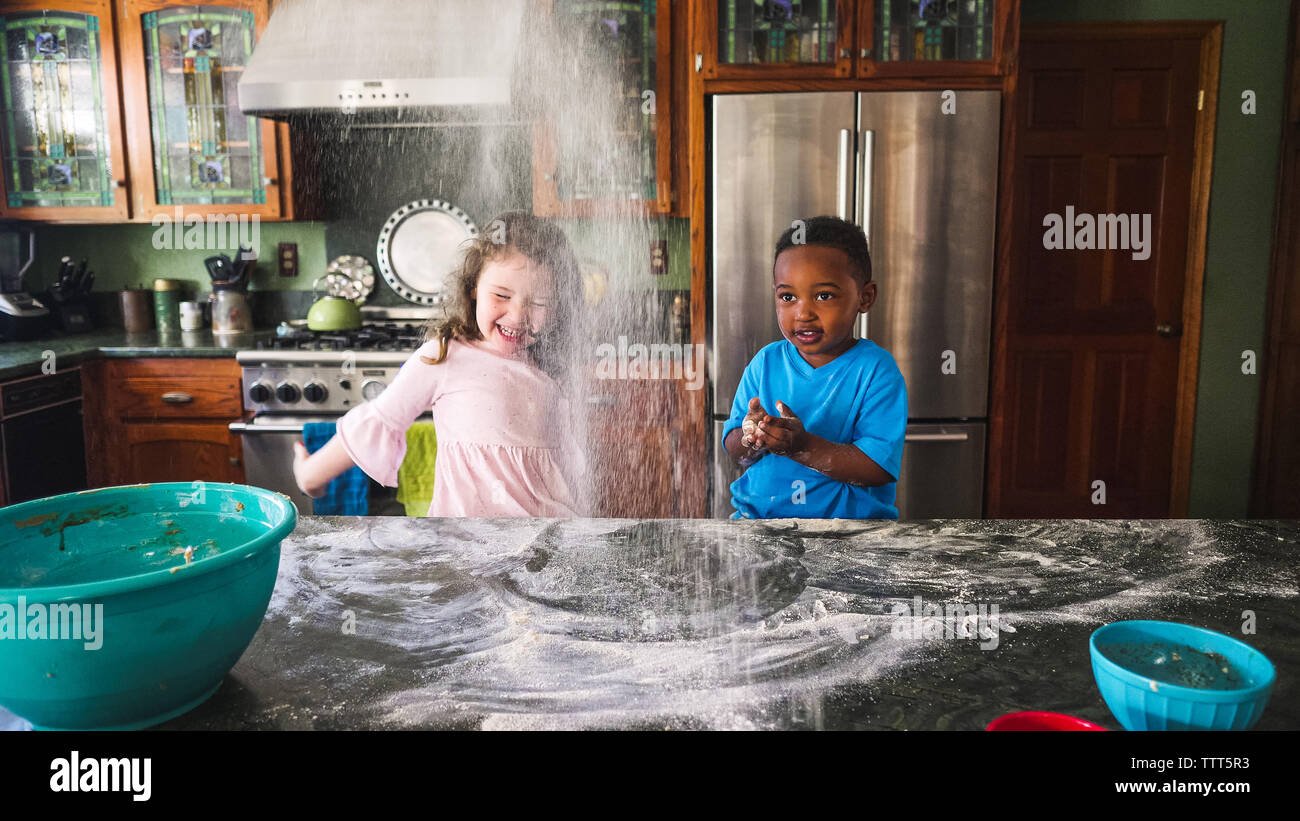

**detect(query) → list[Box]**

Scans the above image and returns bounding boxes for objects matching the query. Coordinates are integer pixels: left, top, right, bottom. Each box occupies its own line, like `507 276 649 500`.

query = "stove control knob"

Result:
303 382 328 403
275 382 301 403
361 379 386 402
248 381 273 404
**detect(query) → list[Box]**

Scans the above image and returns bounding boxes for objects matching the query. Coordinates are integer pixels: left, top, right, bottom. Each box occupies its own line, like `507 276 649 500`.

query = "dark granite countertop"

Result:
0 328 275 380
9 516 1291 731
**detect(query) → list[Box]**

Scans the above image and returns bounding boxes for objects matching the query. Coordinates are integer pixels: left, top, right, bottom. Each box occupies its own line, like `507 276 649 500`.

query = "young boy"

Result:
721 216 908 518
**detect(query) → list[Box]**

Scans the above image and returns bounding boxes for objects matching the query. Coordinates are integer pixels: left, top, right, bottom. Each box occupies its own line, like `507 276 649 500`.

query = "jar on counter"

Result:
153 278 182 333
179 300 204 331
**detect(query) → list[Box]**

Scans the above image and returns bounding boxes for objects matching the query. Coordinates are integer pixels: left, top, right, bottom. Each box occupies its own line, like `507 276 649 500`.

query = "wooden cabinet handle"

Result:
161 392 193 404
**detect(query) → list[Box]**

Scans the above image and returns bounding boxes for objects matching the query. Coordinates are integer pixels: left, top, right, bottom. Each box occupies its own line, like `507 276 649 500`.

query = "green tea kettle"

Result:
306 274 362 331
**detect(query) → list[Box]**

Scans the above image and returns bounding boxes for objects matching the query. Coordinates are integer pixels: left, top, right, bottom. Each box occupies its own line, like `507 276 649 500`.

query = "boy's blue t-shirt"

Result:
723 338 908 519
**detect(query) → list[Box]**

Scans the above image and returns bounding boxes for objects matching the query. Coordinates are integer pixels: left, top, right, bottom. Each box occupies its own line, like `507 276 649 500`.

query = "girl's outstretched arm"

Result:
292 437 357 498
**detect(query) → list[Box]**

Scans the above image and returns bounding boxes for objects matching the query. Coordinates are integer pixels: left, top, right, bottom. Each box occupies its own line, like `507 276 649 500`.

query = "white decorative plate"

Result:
376 199 479 306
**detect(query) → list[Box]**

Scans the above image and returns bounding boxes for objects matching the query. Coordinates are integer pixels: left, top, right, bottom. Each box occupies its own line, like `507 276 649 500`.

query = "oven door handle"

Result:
229 421 306 434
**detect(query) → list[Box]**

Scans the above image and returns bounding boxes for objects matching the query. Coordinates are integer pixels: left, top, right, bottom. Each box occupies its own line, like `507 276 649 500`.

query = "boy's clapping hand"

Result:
757 401 807 456
740 397 770 453
741 398 807 457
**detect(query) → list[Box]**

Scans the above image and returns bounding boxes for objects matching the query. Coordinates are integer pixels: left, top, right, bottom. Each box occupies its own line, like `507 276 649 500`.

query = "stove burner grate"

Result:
257 322 426 352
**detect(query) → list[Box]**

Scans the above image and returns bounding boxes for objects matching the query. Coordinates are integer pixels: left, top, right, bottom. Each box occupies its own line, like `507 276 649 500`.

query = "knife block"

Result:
45 291 93 333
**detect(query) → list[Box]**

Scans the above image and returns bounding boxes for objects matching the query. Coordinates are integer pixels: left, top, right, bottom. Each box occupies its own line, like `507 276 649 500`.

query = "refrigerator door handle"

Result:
837 129 853 220
858 129 875 340
904 432 970 442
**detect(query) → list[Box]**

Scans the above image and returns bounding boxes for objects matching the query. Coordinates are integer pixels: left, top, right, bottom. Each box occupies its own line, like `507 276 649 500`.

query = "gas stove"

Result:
231 313 433 516
237 322 428 414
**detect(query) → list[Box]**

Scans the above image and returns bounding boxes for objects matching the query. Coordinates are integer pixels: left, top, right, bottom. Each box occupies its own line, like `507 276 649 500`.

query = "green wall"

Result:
1022 0 1288 517
30 221 329 296
28 216 689 296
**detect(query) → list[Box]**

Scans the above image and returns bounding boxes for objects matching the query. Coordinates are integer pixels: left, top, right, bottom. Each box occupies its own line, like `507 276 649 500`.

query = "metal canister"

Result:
152 278 182 333
120 289 153 333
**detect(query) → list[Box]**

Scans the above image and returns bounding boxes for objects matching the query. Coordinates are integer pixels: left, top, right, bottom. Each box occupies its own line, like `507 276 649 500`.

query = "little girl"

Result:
292 211 588 517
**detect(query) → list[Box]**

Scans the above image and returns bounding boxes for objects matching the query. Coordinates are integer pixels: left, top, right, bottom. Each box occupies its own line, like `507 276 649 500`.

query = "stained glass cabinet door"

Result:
858 0 1013 77
0 0 130 220
701 1 854 80
119 0 283 220
533 0 676 216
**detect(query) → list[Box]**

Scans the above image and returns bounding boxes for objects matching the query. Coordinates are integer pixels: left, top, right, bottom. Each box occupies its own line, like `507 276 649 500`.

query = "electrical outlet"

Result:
278 242 298 278
650 240 667 276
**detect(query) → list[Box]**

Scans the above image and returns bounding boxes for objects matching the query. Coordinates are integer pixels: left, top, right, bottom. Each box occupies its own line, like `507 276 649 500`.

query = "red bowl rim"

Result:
986 711 1109 731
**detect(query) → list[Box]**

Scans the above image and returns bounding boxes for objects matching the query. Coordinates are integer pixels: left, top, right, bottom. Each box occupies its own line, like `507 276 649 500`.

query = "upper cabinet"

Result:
698 0 1015 80
532 0 685 217
0 0 291 222
705 0 853 78
858 0 1007 77
0 1 130 220
117 0 283 220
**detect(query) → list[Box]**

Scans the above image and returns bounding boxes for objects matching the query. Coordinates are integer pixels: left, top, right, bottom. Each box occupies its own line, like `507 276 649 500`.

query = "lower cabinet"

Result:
584 376 692 518
82 358 246 488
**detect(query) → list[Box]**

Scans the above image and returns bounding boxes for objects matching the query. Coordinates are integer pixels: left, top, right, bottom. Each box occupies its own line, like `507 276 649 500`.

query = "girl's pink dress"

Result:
336 337 585 517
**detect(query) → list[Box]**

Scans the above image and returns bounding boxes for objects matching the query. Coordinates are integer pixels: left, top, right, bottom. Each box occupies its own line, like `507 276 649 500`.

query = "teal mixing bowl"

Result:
0 482 296 730
1090 620 1275 731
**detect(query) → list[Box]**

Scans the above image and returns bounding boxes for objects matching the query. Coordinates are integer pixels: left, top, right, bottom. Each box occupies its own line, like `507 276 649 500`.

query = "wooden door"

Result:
988 22 1219 518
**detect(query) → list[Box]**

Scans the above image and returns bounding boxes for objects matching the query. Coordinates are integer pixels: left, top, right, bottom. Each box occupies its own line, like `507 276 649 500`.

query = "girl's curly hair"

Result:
420 211 583 381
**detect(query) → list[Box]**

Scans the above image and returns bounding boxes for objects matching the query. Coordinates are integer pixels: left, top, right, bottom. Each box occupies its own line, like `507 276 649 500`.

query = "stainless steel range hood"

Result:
239 0 525 119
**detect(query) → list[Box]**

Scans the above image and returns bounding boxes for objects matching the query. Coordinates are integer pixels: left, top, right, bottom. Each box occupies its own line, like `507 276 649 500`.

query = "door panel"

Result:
124 421 243 484
896 423 986 519
857 90 1000 420
711 92 855 417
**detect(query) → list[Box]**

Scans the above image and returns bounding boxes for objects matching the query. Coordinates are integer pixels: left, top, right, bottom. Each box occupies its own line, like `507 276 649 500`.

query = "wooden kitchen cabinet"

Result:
82 357 247 487
696 1 1016 81
856 0 1014 78
0 0 132 220
0 0 298 222
699 0 853 80
116 0 288 220
584 375 694 518
532 0 687 217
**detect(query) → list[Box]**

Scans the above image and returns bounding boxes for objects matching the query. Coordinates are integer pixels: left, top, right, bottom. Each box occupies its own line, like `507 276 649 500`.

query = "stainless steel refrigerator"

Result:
710 90 1000 519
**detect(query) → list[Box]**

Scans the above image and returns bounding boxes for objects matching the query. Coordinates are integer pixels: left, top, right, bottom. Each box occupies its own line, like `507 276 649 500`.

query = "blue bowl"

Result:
0 482 296 730
1090 620 1275 731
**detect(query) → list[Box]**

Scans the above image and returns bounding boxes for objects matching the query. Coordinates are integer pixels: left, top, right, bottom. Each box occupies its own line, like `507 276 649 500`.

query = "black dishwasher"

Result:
1 367 87 505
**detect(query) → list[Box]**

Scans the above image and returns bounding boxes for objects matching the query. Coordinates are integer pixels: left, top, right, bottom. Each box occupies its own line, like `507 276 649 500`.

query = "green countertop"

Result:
0 328 275 381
